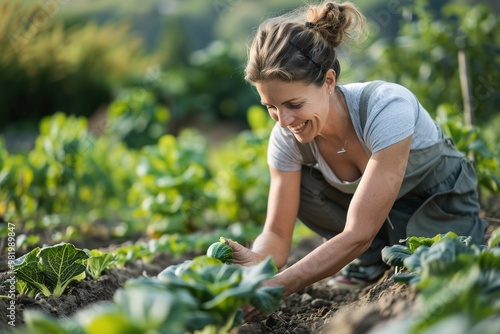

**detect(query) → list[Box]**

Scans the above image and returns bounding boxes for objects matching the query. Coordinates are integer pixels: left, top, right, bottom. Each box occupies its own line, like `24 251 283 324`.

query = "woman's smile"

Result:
289 121 308 133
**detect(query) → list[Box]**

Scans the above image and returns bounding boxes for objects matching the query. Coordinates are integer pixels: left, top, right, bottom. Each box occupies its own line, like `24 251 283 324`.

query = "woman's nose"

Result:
277 109 293 127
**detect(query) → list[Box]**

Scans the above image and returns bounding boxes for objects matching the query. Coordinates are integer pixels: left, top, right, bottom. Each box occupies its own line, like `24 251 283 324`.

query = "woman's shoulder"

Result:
341 80 414 96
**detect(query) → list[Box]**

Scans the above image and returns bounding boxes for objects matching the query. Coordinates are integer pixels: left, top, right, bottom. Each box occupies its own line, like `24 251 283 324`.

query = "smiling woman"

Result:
223 0 488 321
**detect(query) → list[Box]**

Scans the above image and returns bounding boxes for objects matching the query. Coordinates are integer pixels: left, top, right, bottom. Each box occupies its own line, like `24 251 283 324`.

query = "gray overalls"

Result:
295 81 488 266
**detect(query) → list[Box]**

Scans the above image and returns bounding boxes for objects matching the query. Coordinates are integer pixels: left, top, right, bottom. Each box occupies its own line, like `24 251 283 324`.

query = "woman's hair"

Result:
244 1 365 86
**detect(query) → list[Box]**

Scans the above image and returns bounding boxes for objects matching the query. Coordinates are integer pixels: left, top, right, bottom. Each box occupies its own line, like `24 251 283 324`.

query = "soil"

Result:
1 204 499 333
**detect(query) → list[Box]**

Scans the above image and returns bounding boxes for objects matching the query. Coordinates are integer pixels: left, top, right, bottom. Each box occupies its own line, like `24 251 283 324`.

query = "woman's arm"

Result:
251 166 302 268
229 166 301 269
265 135 412 298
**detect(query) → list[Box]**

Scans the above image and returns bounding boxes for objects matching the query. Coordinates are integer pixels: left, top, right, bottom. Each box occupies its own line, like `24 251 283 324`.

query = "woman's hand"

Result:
222 238 265 267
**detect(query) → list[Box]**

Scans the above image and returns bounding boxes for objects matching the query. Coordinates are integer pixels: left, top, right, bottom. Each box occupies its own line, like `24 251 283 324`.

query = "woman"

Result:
224 0 487 306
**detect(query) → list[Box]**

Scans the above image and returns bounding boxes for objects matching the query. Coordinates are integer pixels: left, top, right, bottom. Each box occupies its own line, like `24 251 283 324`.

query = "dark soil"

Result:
238 237 418 334
1 205 499 333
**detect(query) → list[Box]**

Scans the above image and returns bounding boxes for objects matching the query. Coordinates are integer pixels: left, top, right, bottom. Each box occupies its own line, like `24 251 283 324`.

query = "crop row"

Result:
8 239 282 334
0 91 274 246
378 228 500 333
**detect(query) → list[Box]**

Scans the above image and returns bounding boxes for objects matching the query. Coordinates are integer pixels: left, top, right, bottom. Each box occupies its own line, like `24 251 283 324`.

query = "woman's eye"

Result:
288 103 303 109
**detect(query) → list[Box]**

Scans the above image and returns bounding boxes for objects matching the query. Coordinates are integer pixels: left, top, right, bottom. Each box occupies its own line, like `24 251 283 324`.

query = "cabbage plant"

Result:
13 243 89 298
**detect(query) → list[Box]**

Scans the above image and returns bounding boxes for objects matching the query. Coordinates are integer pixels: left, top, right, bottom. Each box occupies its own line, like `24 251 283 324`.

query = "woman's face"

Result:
255 79 331 143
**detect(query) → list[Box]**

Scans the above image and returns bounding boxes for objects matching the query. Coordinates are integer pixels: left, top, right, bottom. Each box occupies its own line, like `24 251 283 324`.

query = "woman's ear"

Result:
324 69 337 91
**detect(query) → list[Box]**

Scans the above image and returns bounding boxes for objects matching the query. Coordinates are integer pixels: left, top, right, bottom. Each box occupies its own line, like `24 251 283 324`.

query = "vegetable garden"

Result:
1 0 500 333
1 104 499 333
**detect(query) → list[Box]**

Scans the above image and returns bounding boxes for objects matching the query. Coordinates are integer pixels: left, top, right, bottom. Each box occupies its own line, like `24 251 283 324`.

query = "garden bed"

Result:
1 210 498 333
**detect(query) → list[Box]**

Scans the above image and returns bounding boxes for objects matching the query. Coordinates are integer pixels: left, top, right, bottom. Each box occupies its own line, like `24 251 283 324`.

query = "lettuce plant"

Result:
14 243 89 297
156 255 283 333
381 228 500 333
84 249 118 280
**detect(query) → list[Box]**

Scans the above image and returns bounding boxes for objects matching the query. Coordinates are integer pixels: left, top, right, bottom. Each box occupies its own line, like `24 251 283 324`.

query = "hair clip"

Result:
288 40 323 71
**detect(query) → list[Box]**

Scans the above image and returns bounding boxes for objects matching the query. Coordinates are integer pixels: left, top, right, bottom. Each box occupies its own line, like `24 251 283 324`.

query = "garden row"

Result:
373 228 500 334
5 227 499 334
0 92 274 250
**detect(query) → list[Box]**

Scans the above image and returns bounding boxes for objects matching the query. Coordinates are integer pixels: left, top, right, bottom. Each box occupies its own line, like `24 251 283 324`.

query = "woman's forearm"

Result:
251 230 292 269
268 230 371 298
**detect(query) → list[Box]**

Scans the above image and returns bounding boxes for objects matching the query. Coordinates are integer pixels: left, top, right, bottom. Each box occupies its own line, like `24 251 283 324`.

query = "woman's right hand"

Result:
222 238 265 267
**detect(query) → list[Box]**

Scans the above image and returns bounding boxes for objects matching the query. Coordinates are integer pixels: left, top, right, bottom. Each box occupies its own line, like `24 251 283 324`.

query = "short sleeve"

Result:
363 83 417 153
267 124 303 171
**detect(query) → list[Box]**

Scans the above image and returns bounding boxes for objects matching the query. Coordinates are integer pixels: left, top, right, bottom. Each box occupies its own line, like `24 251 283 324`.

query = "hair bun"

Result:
307 1 364 48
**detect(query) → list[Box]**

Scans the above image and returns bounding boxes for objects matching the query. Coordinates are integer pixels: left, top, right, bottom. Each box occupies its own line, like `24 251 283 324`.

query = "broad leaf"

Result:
37 243 89 297
381 244 412 267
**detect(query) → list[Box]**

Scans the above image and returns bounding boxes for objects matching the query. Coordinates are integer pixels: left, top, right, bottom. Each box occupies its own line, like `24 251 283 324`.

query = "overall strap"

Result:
296 80 385 165
359 80 384 133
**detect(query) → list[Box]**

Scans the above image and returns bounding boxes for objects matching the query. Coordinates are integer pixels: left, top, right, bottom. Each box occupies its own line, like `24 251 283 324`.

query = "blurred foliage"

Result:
0 102 273 243
0 112 138 238
0 0 155 129
107 87 170 149
159 41 257 127
364 0 500 125
205 106 274 226
129 129 213 236
0 0 499 249
436 105 500 195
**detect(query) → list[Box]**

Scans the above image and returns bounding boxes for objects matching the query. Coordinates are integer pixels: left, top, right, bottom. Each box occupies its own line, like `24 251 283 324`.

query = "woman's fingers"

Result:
222 238 258 266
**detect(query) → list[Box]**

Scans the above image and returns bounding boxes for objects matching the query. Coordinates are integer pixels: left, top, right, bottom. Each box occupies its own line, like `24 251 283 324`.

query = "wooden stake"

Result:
458 49 473 127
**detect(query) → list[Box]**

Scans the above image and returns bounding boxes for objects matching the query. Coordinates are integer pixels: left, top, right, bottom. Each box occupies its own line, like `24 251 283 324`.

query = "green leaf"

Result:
381 244 412 267
23 310 84 334
412 263 482 332
85 249 118 280
76 303 139 334
402 231 460 252
487 227 500 249
403 246 430 273
13 247 52 297
113 287 195 334
420 239 476 278
37 243 89 297
250 286 283 314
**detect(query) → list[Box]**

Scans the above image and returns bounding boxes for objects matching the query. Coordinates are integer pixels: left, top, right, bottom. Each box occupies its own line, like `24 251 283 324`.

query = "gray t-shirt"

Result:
267 81 439 193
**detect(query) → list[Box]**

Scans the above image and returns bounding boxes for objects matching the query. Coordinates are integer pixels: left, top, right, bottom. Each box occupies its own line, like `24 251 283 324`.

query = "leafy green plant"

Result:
84 249 118 280
155 255 283 333
205 106 273 227
128 129 214 235
14 254 283 334
381 228 500 333
14 243 89 297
